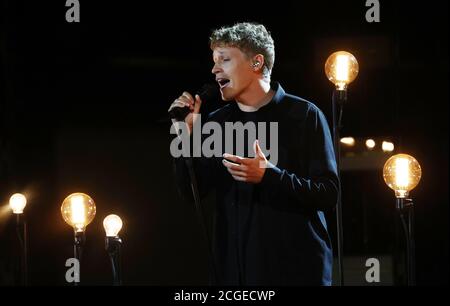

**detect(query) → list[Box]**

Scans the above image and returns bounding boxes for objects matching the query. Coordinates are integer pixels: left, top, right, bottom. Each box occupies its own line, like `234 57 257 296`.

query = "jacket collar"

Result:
232 81 285 113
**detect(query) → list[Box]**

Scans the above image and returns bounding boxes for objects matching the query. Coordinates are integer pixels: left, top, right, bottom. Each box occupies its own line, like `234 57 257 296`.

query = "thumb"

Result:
253 140 265 158
194 94 202 114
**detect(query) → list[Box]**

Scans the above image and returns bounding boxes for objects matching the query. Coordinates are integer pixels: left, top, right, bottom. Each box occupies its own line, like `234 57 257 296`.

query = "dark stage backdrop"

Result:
0 0 448 285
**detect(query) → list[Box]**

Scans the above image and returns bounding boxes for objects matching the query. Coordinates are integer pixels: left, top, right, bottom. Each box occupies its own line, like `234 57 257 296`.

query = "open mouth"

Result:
217 78 231 89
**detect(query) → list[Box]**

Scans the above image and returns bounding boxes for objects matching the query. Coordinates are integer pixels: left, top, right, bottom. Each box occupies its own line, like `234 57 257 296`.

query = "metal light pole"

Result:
383 153 422 285
324 51 359 286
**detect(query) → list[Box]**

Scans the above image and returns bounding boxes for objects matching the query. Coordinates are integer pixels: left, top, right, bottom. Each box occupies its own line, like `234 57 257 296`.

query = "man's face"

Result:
212 46 256 101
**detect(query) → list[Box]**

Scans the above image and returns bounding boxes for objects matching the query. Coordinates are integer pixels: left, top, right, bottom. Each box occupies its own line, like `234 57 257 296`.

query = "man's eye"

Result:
223 58 230 62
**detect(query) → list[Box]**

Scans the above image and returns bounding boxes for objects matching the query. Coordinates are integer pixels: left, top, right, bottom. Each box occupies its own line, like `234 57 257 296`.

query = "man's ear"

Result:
252 54 265 71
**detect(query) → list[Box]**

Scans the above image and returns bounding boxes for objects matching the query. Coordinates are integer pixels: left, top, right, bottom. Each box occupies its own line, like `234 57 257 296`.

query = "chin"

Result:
222 96 233 102
221 91 234 101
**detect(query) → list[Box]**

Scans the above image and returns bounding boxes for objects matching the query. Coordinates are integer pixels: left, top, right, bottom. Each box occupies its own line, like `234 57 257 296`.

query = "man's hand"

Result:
168 91 202 135
222 140 268 184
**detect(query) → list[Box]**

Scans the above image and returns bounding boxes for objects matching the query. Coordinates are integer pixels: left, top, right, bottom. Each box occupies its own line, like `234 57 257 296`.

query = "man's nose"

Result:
211 64 221 74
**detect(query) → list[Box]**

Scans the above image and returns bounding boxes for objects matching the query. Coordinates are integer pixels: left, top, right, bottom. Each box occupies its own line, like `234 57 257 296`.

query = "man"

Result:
169 22 339 286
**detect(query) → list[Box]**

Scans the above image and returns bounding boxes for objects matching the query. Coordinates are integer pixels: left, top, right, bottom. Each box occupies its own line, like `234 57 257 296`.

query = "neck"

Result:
236 79 274 112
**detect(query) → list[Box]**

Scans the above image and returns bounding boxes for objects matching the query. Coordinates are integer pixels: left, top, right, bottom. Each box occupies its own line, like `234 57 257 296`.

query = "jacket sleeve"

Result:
259 104 339 211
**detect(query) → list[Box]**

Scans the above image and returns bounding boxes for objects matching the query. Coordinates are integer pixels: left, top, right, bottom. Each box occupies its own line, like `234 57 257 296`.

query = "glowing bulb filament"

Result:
71 195 86 228
336 55 350 82
395 158 410 188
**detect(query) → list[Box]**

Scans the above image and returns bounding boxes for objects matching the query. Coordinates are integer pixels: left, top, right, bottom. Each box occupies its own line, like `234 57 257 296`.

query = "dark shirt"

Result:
173 83 339 286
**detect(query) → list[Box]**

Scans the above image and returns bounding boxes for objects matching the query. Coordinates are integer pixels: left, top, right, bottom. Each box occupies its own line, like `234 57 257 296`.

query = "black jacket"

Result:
173 83 339 286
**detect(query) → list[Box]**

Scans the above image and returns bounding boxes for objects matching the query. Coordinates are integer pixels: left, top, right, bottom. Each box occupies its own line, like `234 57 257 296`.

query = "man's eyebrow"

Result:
213 53 227 61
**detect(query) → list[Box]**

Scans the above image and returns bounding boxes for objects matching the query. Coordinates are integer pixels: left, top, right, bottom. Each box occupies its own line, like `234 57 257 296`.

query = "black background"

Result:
0 0 448 285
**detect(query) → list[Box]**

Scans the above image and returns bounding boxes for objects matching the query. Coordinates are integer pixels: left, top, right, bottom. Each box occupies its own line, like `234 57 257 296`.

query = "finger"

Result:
175 98 191 107
227 168 247 178
182 92 195 104
222 153 250 165
232 175 247 182
169 101 189 112
177 96 193 106
194 94 202 114
253 139 258 155
253 139 265 158
222 159 247 171
185 100 194 111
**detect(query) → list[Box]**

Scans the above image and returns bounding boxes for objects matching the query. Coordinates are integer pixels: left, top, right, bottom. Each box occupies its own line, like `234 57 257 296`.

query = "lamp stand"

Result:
16 214 28 286
73 231 85 286
105 236 123 286
332 89 346 286
396 198 416 286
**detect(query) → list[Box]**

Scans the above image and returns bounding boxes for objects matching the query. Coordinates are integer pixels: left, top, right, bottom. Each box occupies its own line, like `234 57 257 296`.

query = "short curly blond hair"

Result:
210 22 275 77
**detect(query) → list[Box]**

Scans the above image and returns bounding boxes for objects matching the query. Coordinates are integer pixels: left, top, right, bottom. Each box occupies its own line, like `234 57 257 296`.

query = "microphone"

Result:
169 83 219 121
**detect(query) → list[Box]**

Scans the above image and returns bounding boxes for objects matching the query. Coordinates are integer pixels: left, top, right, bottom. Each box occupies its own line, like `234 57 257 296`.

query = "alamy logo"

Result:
365 0 380 23
170 115 279 167
65 0 80 23
65 258 80 283
365 258 380 283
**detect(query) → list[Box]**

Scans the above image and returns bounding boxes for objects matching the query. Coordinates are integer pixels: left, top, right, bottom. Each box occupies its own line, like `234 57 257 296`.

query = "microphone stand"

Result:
171 85 219 284
184 157 218 284
172 117 218 284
